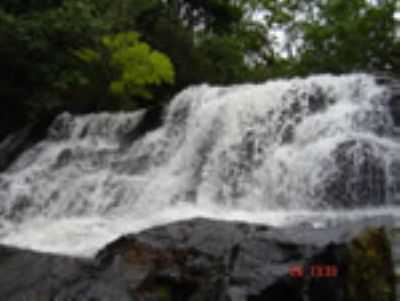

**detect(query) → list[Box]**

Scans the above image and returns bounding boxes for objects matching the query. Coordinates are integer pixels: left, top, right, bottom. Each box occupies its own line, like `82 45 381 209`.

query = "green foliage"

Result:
297 0 398 74
0 0 399 138
0 0 265 134
346 228 395 301
105 32 175 97
257 0 400 75
165 0 243 33
0 0 110 120
75 31 175 108
0 0 63 15
158 285 173 301
196 35 248 84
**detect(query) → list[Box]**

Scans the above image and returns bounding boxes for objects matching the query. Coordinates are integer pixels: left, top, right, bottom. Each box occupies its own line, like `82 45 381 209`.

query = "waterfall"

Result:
0 73 399 255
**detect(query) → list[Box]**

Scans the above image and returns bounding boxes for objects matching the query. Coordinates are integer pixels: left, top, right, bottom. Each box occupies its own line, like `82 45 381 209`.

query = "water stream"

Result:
0 74 399 256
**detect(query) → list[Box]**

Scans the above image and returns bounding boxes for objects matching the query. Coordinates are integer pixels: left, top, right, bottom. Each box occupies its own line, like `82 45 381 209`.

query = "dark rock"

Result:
389 89 400 127
323 139 387 208
0 115 54 172
0 218 395 301
47 112 76 141
374 74 400 127
120 105 164 146
0 126 33 171
0 245 132 301
0 105 164 173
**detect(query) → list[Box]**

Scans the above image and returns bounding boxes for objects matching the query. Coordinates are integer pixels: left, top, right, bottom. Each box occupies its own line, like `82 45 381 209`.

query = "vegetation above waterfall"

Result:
74 31 175 110
0 0 399 138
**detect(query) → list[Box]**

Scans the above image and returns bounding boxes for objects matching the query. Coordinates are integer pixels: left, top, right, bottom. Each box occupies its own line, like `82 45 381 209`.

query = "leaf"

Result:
76 31 175 103
74 48 100 63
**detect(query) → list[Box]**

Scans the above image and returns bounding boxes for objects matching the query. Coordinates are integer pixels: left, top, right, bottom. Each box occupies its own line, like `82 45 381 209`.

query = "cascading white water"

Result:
1 73 400 256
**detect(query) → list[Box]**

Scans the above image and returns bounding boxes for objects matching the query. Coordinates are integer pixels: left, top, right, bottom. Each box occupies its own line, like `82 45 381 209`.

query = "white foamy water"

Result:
0 74 400 256
1 206 398 257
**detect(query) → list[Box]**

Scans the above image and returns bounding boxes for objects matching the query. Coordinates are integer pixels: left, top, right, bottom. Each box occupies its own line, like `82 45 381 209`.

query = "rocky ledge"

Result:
0 217 396 301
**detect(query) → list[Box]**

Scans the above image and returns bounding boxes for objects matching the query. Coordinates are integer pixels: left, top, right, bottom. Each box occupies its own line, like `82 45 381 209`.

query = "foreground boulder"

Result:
0 218 395 301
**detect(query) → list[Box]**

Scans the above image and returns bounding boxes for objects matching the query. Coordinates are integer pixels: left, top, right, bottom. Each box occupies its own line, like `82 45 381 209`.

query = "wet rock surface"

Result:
0 117 52 172
324 139 387 208
374 74 400 127
0 217 395 301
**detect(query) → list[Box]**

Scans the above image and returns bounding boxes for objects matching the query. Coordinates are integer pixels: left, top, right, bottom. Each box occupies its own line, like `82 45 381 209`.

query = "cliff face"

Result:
0 217 395 301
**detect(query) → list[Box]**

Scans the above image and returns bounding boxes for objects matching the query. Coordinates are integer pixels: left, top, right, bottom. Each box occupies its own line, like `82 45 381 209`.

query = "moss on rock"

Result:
345 228 395 301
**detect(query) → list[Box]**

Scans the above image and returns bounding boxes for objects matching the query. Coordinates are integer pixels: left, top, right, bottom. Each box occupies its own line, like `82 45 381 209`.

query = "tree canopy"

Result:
0 0 399 138
75 31 175 110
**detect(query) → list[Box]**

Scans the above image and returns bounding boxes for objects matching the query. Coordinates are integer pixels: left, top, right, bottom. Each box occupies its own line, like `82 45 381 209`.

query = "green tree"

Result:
75 31 175 110
297 0 399 74
0 0 110 137
256 0 400 75
3 0 398 141
165 0 244 33
0 0 63 15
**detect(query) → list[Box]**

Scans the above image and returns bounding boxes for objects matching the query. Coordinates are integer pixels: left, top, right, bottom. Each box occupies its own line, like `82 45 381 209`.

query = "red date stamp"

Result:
289 265 338 278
